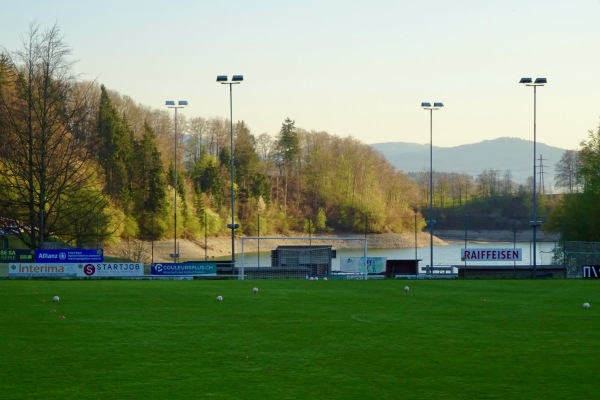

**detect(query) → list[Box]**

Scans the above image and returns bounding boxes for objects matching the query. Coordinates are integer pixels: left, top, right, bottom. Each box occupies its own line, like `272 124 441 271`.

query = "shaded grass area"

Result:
1 279 599 399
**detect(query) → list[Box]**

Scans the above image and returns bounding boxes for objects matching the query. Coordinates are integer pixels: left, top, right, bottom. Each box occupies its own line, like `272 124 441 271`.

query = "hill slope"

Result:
371 137 567 185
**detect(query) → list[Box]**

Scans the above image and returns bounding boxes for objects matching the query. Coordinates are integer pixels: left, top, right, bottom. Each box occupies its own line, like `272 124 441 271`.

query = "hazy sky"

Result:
2 0 599 149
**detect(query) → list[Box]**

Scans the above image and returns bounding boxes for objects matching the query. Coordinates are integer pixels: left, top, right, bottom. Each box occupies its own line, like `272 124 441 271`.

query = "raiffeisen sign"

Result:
461 248 522 262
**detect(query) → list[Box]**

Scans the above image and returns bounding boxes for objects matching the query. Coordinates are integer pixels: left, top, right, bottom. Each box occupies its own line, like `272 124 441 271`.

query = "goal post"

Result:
239 236 368 280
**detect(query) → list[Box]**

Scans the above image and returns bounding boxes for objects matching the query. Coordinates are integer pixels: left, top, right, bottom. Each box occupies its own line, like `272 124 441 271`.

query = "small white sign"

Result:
339 257 386 273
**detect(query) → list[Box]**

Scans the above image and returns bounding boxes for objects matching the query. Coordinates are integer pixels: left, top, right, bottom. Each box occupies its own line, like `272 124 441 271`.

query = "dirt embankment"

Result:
434 229 559 244
105 230 558 263
105 232 444 263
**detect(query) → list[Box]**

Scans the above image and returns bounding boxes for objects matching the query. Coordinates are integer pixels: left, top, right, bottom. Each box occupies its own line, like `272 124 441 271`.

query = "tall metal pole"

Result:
174 106 178 263
151 214 154 265
229 83 235 271
414 213 417 264
166 100 187 263
532 85 538 278
217 75 242 275
464 213 468 267
513 215 517 277
421 102 443 274
520 77 546 278
429 108 434 275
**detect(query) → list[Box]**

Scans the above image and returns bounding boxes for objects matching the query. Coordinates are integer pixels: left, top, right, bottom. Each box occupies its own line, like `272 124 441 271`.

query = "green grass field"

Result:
1 279 598 399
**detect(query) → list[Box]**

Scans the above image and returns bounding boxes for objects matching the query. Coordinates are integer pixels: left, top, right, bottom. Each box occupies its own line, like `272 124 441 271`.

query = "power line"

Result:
538 154 548 194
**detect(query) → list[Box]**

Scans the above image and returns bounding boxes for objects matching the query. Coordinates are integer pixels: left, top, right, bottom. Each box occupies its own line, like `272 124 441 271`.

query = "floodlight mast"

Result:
421 101 444 275
165 100 187 263
520 77 547 278
217 75 243 274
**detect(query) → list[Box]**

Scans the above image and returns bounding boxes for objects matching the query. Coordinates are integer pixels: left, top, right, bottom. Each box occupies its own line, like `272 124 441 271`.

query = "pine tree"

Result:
132 122 168 238
275 118 300 216
97 85 134 208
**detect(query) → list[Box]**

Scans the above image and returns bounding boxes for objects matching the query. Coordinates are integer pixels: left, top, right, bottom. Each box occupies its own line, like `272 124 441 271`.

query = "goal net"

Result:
239 236 368 280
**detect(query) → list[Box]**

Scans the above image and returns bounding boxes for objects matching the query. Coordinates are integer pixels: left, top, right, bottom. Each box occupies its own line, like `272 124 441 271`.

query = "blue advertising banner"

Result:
35 248 104 263
151 262 217 276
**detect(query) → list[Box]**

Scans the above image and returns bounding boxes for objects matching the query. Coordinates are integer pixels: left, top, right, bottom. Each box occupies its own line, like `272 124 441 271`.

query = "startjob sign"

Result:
461 248 522 262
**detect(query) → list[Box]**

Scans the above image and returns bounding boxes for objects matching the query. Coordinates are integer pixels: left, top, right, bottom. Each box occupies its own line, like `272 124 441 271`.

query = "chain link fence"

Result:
556 241 600 278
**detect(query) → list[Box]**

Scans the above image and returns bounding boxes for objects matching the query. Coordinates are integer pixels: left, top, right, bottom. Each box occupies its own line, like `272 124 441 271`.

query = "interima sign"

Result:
9 262 144 278
461 248 522 261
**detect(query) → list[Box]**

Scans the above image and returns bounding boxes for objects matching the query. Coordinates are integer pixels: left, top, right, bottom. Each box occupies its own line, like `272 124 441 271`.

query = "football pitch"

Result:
1 279 598 399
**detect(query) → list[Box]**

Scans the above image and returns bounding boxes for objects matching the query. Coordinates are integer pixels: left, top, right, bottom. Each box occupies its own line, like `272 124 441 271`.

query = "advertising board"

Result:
0 249 34 262
339 257 387 274
582 265 600 278
35 248 104 263
81 263 144 277
151 262 217 276
8 262 144 278
9 263 83 278
461 248 522 262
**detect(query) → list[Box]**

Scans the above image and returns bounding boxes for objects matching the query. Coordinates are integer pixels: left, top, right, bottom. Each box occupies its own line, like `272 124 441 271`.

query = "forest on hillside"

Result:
0 24 425 249
0 23 596 251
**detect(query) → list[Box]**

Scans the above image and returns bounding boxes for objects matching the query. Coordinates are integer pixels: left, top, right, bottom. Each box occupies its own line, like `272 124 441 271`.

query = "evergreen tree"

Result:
275 118 300 216
97 85 134 208
132 122 168 238
234 121 261 193
192 155 224 210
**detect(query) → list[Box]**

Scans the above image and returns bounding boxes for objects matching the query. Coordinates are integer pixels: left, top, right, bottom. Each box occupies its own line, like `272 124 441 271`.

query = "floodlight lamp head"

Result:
216 75 228 82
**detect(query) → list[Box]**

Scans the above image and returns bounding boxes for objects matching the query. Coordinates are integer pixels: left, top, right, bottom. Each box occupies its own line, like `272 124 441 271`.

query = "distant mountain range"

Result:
371 137 567 186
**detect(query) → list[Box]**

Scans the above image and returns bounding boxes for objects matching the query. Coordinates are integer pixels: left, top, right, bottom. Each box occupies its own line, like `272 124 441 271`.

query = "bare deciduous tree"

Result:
555 149 581 194
0 22 103 248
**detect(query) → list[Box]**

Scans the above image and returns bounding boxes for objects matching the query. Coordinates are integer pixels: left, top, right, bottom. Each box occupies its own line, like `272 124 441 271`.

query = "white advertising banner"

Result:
461 248 522 262
9 262 144 278
339 257 366 272
80 263 144 277
9 263 84 278
340 257 387 274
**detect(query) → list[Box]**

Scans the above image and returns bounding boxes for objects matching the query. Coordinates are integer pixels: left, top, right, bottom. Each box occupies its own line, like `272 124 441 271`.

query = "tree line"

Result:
0 23 594 251
0 23 426 249
546 126 600 241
